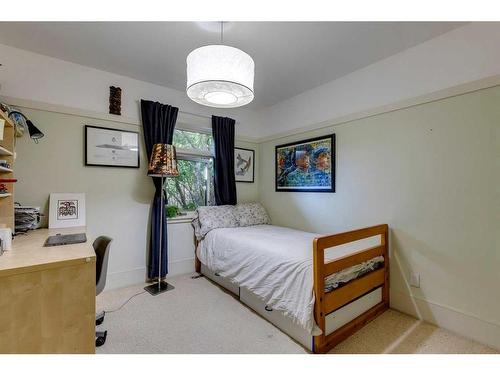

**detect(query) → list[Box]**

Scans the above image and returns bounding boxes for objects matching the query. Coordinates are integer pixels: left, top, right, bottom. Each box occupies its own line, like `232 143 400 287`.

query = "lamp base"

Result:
144 281 175 296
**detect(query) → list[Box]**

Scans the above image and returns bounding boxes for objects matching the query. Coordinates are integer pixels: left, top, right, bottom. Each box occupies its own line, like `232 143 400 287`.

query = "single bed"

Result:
193 205 389 353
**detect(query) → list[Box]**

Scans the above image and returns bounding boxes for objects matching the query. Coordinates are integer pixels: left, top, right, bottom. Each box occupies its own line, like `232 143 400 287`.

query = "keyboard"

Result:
44 233 87 247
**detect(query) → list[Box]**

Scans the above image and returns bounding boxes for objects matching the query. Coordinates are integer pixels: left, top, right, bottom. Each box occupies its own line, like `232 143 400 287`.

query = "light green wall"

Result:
235 140 259 203
14 107 259 287
15 108 153 287
13 86 500 347
259 86 500 342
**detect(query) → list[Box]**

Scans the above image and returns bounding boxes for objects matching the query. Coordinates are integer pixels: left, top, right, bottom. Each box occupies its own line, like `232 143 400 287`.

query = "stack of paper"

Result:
15 206 42 232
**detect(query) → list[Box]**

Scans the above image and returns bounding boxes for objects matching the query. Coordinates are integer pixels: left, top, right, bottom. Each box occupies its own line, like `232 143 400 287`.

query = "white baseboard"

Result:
391 289 500 351
167 257 196 277
105 258 196 291
105 267 147 290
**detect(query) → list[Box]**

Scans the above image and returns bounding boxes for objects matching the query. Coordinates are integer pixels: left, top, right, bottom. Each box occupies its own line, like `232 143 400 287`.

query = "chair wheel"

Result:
96 317 104 326
96 331 107 347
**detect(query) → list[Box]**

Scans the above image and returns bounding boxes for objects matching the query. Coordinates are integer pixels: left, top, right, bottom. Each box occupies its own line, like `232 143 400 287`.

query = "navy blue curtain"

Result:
212 116 237 205
141 100 178 280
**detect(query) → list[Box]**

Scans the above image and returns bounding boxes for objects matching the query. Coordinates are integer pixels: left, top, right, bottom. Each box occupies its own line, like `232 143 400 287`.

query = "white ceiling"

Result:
0 22 465 109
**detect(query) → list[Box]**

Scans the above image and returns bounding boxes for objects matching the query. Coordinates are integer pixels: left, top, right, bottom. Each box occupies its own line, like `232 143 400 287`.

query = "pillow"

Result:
234 202 271 227
191 214 203 240
194 205 239 239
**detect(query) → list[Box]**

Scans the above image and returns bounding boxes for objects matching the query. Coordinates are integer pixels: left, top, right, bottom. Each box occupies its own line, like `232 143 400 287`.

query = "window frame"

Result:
165 128 215 220
172 127 213 155
177 149 215 206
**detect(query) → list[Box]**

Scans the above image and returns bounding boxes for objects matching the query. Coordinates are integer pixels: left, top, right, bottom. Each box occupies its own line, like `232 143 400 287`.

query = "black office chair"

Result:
94 236 113 347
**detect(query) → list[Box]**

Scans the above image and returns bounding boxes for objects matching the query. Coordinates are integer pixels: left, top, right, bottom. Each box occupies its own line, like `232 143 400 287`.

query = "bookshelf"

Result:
0 166 14 173
0 145 13 156
0 109 15 232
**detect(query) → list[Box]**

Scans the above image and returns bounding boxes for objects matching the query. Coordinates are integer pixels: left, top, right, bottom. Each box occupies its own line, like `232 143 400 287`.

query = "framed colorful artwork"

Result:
235 147 255 183
275 134 335 192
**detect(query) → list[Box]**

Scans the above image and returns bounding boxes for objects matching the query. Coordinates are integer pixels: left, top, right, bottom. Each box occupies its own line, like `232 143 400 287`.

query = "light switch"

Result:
409 271 420 288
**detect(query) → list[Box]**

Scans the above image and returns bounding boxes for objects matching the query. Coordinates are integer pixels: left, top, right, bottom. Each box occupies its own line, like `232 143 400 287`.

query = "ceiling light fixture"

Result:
186 22 255 108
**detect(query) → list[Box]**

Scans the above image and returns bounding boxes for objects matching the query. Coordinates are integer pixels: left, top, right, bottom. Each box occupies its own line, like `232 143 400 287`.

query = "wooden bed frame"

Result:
312 224 390 353
194 223 389 354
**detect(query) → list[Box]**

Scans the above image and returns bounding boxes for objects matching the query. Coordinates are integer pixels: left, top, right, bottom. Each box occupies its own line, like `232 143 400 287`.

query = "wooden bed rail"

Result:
313 224 389 353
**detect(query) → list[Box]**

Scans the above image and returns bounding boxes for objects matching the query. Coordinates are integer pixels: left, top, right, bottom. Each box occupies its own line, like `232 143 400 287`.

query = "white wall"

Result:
0 43 260 140
3 23 500 142
13 106 259 290
0 39 261 289
257 22 500 139
5 23 500 349
259 86 500 349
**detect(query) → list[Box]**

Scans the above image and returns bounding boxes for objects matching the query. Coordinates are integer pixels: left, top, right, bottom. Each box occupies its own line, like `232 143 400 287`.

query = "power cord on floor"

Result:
104 290 147 314
104 274 203 314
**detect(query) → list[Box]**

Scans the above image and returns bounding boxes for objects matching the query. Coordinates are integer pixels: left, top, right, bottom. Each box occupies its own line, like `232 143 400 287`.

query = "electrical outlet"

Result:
409 271 420 288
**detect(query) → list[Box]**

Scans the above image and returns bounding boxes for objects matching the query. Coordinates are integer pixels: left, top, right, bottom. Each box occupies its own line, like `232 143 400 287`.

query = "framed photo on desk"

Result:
49 193 86 228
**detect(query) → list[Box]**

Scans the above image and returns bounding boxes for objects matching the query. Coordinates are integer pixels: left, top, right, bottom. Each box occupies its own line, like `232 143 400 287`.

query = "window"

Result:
172 128 213 153
164 129 215 211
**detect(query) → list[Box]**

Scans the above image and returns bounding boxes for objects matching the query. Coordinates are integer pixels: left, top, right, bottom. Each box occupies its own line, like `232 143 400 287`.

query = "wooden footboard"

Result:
313 224 389 353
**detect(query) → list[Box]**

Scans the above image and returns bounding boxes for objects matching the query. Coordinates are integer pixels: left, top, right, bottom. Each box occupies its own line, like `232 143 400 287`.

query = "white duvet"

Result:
197 224 381 335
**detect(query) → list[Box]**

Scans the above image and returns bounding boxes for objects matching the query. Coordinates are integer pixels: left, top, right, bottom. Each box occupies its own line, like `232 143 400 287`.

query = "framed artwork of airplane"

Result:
85 125 140 168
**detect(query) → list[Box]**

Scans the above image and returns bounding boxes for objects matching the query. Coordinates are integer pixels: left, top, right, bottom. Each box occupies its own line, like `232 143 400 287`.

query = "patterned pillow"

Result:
191 215 203 240
195 205 239 238
234 202 271 227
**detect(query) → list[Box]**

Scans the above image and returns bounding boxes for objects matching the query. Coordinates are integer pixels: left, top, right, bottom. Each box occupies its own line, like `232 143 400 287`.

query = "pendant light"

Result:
186 22 255 108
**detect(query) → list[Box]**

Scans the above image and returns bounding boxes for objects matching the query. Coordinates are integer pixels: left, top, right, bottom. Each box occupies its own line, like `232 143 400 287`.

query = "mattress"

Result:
324 256 384 292
196 224 383 335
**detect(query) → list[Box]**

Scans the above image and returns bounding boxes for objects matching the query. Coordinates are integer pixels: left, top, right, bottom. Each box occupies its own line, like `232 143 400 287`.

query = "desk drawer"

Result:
0 261 95 353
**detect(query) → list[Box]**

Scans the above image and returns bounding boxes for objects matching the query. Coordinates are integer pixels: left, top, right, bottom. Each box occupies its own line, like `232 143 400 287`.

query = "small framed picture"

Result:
275 134 335 192
49 193 86 228
85 125 140 168
235 147 255 183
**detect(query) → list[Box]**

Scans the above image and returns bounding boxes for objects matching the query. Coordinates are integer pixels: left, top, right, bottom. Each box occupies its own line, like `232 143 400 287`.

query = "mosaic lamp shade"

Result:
147 144 179 177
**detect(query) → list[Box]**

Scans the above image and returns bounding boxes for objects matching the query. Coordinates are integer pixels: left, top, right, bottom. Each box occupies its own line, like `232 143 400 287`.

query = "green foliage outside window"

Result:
166 205 181 218
164 129 215 213
172 129 213 152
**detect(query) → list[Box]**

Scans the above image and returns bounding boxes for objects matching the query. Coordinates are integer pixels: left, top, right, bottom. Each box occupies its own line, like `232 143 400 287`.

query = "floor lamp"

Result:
144 143 179 296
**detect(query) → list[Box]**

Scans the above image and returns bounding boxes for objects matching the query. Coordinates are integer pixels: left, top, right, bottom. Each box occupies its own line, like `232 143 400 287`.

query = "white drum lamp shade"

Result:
186 45 255 108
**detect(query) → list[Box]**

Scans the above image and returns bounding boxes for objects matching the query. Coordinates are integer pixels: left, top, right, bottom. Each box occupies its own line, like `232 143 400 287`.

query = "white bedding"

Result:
197 224 382 335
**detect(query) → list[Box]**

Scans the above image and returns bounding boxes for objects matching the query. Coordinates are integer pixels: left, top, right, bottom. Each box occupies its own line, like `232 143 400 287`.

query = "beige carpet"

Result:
96 274 497 354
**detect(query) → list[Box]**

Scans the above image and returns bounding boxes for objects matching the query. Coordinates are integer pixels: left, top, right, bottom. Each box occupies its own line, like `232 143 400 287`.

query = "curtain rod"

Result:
179 110 210 119
139 99 240 124
178 109 240 125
